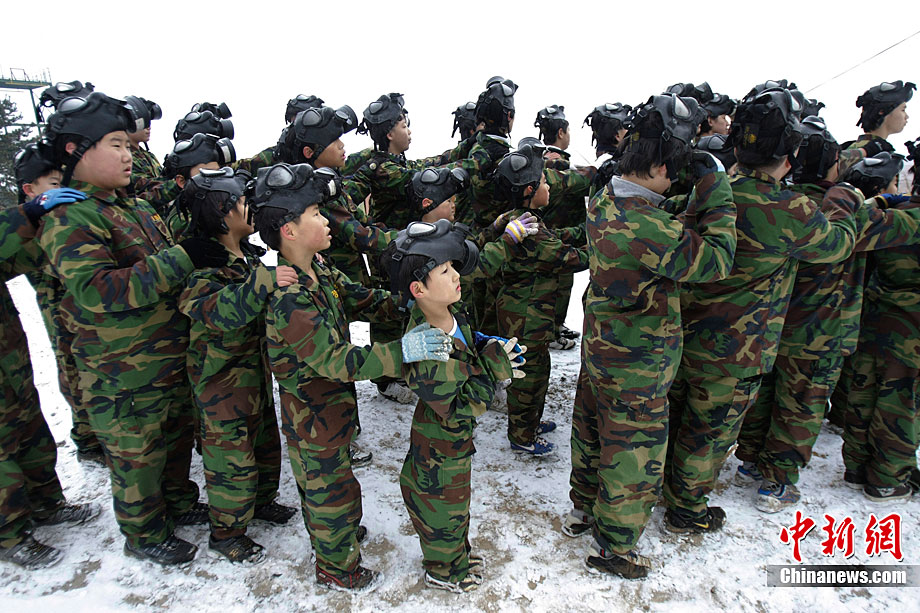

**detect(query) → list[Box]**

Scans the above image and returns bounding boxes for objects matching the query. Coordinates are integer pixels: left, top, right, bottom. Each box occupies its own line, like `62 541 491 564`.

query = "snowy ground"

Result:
1 270 918 613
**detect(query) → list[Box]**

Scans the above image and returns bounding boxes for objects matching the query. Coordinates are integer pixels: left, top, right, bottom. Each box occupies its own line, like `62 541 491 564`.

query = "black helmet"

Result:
42 92 141 183
175 166 250 237
174 110 234 141
695 134 737 171
703 93 736 118
14 142 58 185
665 82 714 104
451 101 478 138
584 102 633 153
534 105 568 142
37 80 95 121
285 94 324 123
475 76 518 132
190 101 232 119
494 142 545 205
125 96 162 129
624 94 704 179
408 167 470 216
856 81 916 130
280 105 357 164
792 116 840 184
250 163 341 243
801 97 825 119
730 88 804 166
382 219 480 295
840 152 905 198
742 79 796 103
163 133 237 179
358 93 408 150
906 135 920 161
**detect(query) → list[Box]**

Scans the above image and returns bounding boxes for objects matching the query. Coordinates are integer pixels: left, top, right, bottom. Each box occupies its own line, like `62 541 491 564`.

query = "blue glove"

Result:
401 323 453 363
22 187 87 225
473 331 527 369
881 193 911 207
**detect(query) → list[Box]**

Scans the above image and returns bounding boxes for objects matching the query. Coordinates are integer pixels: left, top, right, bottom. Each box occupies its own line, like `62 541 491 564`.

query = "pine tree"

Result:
0 98 39 207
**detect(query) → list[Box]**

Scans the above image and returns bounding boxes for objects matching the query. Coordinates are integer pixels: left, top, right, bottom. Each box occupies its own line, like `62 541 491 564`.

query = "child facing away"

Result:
249 163 454 593
380 220 526 593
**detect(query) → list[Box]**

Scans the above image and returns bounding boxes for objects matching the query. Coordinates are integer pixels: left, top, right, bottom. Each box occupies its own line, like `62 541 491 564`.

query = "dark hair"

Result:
859 103 899 132
254 206 288 251
280 128 317 165
51 133 84 168
539 119 569 146
369 113 405 151
617 114 691 179
174 166 194 185
378 242 429 296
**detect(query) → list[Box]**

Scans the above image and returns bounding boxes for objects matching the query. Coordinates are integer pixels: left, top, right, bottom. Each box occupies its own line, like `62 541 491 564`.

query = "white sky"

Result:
2 0 918 167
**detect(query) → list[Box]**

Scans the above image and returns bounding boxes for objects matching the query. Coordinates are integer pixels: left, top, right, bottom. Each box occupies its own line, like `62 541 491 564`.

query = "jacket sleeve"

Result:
852 196 920 252
332 267 403 324
787 185 859 264
179 264 275 331
322 194 397 254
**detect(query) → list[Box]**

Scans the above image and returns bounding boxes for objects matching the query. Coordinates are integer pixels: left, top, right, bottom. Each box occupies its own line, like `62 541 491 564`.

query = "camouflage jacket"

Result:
131 147 179 216
469 133 512 228
541 166 594 229
858 194 920 367
779 184 920 360
321 188 397 280
0 206 40 379
679 168 860 379
401 304 513 459
495 208 589 343
583 171 737 401
232 146 275 176
266 255 402 449
343 148 376 177
37 180 193 388
179 247 277 421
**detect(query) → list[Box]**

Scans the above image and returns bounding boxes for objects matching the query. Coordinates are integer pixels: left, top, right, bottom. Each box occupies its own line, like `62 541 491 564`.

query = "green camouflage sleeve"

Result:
0 205 36 262
38 201 194 313
343 148 376 176
322 193 397 254
330 267 402 324
179 263 275 332
785 185 859 264
232 147 275 176
853 195 920 251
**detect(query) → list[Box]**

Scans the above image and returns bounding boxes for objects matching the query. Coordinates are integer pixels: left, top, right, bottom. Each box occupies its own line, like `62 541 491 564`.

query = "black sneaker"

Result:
843 468 867 490
558 324 580 340
0 535 63 570
209 534 265 564
33 502 100 527
864 483 913 503
664 506 726 534
349 442 373 468
76 447 107 466
584 541 650 579
124 534 197 565
316 564 381 593
173 502 209 526
908 467 920 494
252 501 297 525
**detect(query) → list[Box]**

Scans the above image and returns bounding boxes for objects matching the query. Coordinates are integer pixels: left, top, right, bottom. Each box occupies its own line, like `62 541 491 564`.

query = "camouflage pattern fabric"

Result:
232 147 275 176
265 255 402 574
400 304 512 581
321 190 397 289
573 168 737 554
468 133 512 229
131 146 179 216
179 249 282 538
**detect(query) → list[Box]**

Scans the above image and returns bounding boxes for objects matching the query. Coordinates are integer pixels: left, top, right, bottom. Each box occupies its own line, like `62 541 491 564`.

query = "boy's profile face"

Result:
129 127 152 146
69 131 133 190
388 118 411 153
177 161 221 189
882 102 909 135
555 126 570 150
285 203 330 253
528 174 549 208
22 170 63 200
709 114 731 135
412 261 461 308
421 195 456 223
225 196 254 236
313 139 346 169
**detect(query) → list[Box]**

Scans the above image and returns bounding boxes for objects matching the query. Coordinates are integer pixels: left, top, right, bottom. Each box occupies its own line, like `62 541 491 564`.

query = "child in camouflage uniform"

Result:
250 162 454 592
380 219 524 592
176 167 298 563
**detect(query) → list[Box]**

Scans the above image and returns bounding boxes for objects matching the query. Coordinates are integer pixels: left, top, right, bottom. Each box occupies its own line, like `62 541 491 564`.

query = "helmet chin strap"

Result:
61 138 92 187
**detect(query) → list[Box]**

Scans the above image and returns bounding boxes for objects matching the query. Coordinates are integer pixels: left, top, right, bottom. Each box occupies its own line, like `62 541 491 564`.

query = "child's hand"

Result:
497 336 527 378
401 323 453 363
276 266 298 287
504 212 539 244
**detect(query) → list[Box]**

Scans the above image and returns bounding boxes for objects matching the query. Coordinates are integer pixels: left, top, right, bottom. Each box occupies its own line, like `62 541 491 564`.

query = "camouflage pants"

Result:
553 271 574 330
506 343 550 446
840 351 920 488
0 337 64 547
285 442 363 574
201 403 283 539
569 365 668 555
83 368 199 547
400 400 475 581
735 353 843 485
827 354 855 429
665 372 762 515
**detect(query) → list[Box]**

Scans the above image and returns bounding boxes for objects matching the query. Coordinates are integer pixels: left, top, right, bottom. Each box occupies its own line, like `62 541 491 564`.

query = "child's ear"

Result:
280 221 297 241
421 197 433 210
302 145 315 160
65 142 77 155
175 175 187 189
523 185 535 197
409 280 424 298
22 183 37 200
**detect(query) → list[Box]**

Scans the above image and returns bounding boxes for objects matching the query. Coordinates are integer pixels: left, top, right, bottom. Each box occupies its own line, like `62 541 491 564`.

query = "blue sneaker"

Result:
511 437 555 456
734 461 763 486
755 480 800 513
535 420 557 435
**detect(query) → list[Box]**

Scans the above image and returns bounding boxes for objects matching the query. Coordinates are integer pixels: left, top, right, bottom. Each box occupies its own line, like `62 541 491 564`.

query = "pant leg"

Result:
201 414 259 539
758 354 842 485
865 359 920 487
840 351 878 475
506 343 550 446
664 373 762 515
158 371 199 517
734 369 776 463
827 354 854 428
554 271 574 330
287 443 363 574
569 365 600 512
253 392 282 507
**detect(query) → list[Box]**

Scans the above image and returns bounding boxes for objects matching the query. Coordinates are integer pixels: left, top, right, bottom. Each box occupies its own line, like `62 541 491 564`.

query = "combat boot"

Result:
664 506 726 534
32 502 100 527
0 535 63 570
124 534 197 565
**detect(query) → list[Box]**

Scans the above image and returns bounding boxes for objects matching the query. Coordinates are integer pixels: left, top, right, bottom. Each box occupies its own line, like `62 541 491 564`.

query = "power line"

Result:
805 29 920 94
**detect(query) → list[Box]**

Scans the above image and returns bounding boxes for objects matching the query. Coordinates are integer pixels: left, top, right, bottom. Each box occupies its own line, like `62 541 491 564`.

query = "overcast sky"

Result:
2 0 918 168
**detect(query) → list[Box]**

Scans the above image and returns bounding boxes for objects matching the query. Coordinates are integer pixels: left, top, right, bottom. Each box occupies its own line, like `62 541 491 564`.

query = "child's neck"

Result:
866 128 891 141
218 231 245 259
419 302 453 334
283 247 319 282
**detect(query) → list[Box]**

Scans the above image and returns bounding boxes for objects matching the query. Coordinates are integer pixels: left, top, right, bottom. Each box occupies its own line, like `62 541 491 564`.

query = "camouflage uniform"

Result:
131 147 179 216
664 170 860 518
37 181 199 548
0 206 65 548
265 255 402 576
571 169 736 555
232 147 275 177
736 185 920 485
179 248 282 539
494 211 588 445
321 190 397 289
840 195 920 488
399 304 513 582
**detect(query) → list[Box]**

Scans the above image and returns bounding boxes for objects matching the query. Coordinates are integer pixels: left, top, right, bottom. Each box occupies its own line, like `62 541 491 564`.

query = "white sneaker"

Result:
491 387 508 413
424 571 482 593
562 509 595 537
378 382 417 405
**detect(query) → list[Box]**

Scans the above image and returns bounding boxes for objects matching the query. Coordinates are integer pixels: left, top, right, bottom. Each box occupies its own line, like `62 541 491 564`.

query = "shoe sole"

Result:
318 574 382 594
863 492 913 504
123 547 197 567
733 472 760 486
583 557 649 580
843 481 866 491
754 496 799 514
511 449 556 457
207 547 266 565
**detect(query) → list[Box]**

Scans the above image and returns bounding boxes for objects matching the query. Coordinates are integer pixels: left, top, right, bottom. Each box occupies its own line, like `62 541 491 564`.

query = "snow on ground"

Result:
1 270 918 613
